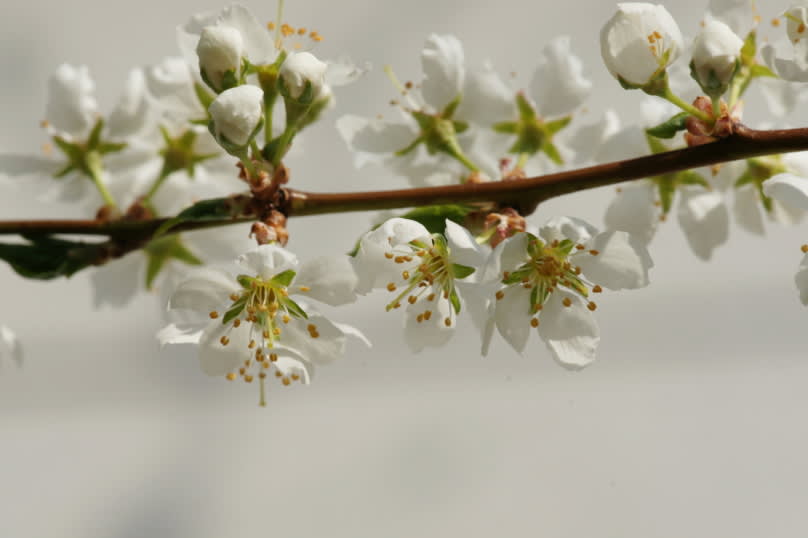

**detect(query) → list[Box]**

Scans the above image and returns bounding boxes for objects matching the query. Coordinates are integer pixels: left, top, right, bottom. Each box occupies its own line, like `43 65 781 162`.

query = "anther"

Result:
239 367 246 375
267 22 276 30
270 353 278 362
589 250 600 256
443 290 449 299
574 266 582 275
273 327 281 336
416 314 424 323
291 374 300 381
802 244 808 254
423 310 432 321
249 339 256 349
444 318 452 327
230 293 240 301
385 252 394 259
530 318 539 328
562 297 572 307
408 295 417 304
402 271 410 280
233 319 241 328
282 377 291 386
283 314 291 324
262 330 270 339
244 375 254 383
593 285 603 293
259 372 267 379
226 372 237 381
220 335 230 346
297 27 307 35
275 371 283 378
495 291 505 300
387 283 397 292
299 286 311 292
575 244 585 250
427 293 435 301
209 311 219 319
587 301 597 311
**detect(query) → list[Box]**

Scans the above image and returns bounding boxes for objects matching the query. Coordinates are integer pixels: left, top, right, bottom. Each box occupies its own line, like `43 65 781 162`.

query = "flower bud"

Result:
690 20 743 95
197 25 244 92
208 85 264 147
279 51 328 101
600 3 684 88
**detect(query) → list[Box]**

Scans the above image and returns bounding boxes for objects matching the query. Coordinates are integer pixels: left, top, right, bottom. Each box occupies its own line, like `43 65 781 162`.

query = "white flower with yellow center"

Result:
353 218 487 351
158 244 366 405
483 217 652 368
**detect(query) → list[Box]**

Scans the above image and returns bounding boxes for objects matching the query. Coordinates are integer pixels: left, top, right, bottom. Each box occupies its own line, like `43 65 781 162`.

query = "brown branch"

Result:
0 125 806 238
282 125 807 217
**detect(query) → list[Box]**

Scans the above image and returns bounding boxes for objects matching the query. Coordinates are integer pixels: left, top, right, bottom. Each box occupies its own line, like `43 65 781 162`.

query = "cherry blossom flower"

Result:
352 218 487 352
599 99 729 260
600 3 684 88
158 244 368 405
482 217 652 368
208 85 264 147
691 20 744 95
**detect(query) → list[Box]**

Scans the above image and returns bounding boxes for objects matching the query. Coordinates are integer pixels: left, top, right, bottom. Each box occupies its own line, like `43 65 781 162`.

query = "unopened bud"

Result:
690 20 743 96
279 51 328 101
197 25 245 92
208 85 264 147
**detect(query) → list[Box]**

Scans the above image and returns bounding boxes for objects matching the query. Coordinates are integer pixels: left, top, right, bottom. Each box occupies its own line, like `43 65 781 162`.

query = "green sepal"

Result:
541 140 564 165
154 196 251 238
749 64 776 79
656 176 677 214
529 285 539 314
237 274 255 289
502 266 532 285
143 234 203 289
740 30 757 65
271 269 296 287
556 238 575 256
644 132 670 155
451 263 475 279
492 121 518 134
646 112 689 139
449 288 462 315
0 236 109 280
283 297 308 319
222 296 248 325
677 170 709 188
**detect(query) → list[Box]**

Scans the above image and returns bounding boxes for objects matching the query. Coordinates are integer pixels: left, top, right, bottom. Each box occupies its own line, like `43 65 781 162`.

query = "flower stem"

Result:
85 152 118 209
662 87 711 122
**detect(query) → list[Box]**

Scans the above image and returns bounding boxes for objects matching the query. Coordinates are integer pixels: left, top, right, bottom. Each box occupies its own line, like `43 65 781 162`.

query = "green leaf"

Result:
451 263 475 279
0 236 108 280
449 288 462 315
645 112 689 139
154 197 248 238
271 269 296 287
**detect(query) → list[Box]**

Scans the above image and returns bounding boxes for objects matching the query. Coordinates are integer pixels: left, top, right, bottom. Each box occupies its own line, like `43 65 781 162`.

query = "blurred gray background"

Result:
2 1 808 537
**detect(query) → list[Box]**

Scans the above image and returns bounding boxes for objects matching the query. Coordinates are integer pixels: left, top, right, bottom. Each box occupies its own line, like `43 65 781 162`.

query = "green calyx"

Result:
644 133 709 214
735 156 787 213
143 234 203 289
158 126 218 180
492 92 569 165
52 118 126 180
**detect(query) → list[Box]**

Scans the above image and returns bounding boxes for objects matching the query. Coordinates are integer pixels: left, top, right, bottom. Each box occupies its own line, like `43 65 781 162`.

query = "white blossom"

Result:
482 218 652 367
600 3 684 87
197 25 245 91
280 51 328 100
208 85 264 146
159 245 367 403
691 20 744 92
352 218 487 352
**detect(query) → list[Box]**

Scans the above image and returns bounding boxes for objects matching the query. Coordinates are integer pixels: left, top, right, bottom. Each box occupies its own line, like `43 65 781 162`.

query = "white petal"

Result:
705 0 757 38
236 244 299 280
497 232 530 274
45 64 98 138
677 188 730 261
0 154 62 178
272 355 313 384
332 322 372 348
325 57 370 87
594 125 649 163
796 254 808 306
603 182 659 244
529 36 591 117
420 34 464 111
336 115 417 168
156 323 203 347
540 216 598 245
445 220 487 271
575 230 653 289
762 173 808 211
217 4 275 65
169 268 238 313
198 321 251 376
709 159 745 191
458 63 514 125
733 184 765 235
353 218 429 293
404 292 454 352
278 314 347 365
1 325 23 367
538 291 600 370
295 255 358 306
564 109 620 165
107 68 152 140
494 285 532 354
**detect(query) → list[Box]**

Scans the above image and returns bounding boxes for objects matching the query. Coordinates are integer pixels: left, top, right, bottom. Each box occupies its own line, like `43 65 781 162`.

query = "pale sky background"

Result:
2 1 808 537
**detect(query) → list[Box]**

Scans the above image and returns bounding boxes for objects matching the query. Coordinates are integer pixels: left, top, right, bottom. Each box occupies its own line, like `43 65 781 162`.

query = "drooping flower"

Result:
159 244 368 405
279 51 328 101
208 85 264 147
600 3 684 88
352 218 487 352
483 217 653 368
197 25 246 92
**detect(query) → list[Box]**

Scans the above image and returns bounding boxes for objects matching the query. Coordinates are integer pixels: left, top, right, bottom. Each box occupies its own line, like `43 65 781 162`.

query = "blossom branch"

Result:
1 124 807 239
